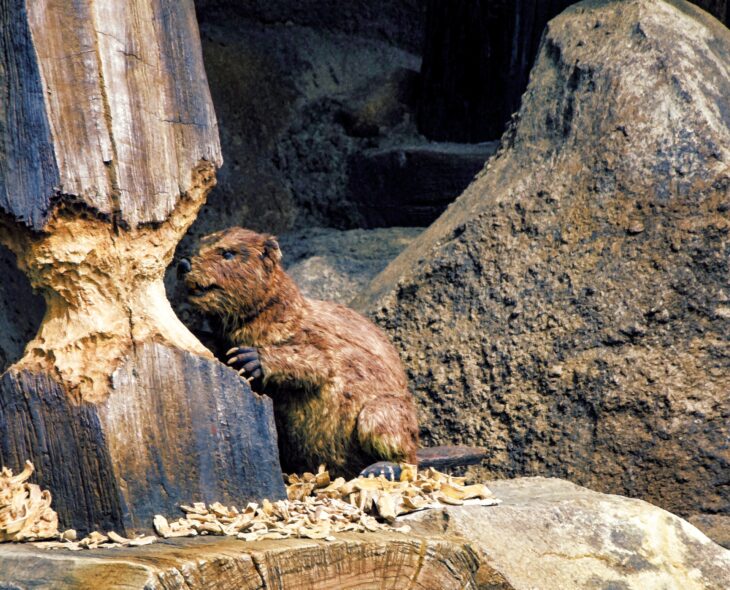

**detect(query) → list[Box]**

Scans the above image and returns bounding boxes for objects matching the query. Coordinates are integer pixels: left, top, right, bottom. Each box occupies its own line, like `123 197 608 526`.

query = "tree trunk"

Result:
0 533 482 590
0 0 285 535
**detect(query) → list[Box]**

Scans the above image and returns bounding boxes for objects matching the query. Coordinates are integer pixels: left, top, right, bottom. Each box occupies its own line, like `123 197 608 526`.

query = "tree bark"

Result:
0 0 285 535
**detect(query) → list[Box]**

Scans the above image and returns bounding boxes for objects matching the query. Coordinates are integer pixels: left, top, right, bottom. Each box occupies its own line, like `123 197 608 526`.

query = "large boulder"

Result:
355 0 730 517
404 477 730 590
416 0 728 144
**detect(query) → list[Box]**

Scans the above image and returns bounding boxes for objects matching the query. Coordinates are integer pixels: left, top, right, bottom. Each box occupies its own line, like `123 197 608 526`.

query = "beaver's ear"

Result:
262 237 282 264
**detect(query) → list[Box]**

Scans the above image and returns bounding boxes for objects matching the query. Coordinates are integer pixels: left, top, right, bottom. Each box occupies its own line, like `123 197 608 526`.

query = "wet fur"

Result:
184 227 419 477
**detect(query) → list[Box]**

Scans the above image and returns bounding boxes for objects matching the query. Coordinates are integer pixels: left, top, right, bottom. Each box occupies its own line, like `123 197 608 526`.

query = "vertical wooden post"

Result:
0 0 285 535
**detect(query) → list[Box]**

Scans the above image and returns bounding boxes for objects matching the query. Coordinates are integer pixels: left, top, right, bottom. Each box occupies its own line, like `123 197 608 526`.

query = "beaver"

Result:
179 227 487 478
178 227 419 477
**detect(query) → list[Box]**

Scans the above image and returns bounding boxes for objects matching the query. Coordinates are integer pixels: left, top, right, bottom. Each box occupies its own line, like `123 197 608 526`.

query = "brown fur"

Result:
184 227 419 477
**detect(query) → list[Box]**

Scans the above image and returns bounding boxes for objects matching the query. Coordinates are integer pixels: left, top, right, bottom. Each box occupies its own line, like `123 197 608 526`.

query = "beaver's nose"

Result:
177 258 192 278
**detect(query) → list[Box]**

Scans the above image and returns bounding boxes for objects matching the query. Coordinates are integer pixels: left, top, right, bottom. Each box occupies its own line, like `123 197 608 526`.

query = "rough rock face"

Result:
279 227 422 304
416 0 729 144
184 13 422 240
405 477 730 590
355 0 730 517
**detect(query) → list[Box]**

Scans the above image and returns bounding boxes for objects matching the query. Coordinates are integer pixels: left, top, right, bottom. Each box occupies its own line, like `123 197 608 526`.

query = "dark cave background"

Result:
1 0 728 370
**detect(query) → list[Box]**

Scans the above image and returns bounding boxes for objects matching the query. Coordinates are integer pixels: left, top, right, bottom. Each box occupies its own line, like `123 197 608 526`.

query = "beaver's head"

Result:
178 227 282 321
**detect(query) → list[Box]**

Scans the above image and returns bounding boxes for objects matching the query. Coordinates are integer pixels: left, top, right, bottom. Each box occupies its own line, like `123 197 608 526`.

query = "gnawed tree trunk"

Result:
0 0 285 535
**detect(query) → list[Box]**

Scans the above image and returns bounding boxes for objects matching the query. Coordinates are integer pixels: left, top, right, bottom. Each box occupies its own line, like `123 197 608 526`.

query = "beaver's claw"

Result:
226 346 263 381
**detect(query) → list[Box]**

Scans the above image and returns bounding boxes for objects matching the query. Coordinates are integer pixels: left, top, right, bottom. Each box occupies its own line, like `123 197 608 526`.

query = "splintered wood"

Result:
0 462 58 542
152 465 499 543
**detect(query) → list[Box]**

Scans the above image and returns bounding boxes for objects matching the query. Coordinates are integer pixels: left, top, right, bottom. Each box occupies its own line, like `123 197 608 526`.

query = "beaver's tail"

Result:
360 445 487 479
416 445 488 470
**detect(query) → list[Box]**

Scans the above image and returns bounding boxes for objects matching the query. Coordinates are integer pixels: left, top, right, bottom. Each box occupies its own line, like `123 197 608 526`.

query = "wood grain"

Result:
0 0 60 229
0 534 481 590
102 343 286 533
0 368 125 534
0 344 286 535
0 0 221 230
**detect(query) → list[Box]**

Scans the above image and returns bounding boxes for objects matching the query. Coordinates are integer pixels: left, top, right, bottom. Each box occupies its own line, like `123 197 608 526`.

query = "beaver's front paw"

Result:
226 346 263 382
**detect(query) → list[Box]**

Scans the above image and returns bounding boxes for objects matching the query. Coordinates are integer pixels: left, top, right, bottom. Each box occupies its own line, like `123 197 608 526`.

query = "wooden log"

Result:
0 344 285 534
0 533 481 590
0 0 285 535
0 0 220 229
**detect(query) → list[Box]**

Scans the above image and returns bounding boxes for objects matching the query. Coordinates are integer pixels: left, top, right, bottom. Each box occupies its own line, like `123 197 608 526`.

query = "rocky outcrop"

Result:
416 0 729 144
185 13 423 239
404 477 730 590
355 0 730 517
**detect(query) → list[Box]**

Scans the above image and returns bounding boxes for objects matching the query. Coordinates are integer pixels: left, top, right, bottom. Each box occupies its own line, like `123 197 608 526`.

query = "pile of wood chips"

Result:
152 464 499 543
35 529 158 551
1 460 156 551
3 462 499 550
0 461 58 543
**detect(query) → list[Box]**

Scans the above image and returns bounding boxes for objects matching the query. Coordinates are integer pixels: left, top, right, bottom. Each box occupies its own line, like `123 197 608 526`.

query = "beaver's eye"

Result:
222 250 235 260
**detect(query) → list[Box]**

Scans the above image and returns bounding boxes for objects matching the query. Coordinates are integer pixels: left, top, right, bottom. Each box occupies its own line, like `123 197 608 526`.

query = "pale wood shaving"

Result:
11 461 499 551
146 463 499 544
35 530 157 551
0 461 59 542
